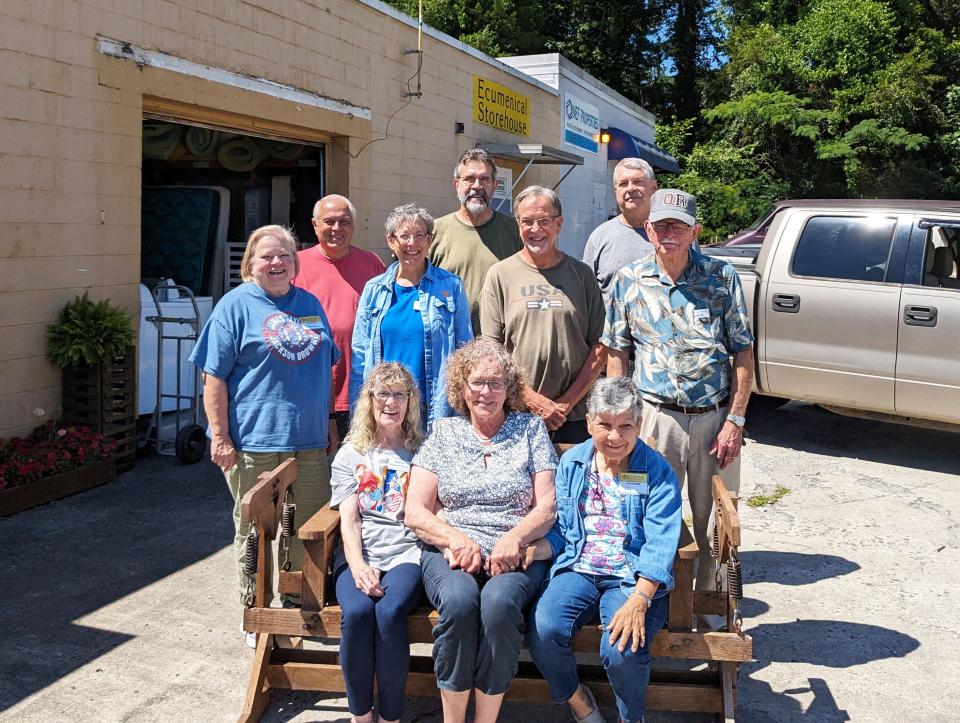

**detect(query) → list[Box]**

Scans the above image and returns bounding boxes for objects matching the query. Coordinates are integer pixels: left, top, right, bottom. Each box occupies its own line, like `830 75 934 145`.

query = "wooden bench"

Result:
236 458 752 722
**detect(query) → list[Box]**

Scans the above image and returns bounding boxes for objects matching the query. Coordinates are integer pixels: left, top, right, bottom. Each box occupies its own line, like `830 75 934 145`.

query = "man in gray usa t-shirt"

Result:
582 157 658 302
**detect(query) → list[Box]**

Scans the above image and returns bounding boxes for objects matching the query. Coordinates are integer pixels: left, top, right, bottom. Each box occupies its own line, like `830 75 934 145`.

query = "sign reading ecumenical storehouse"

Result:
473 76 529 136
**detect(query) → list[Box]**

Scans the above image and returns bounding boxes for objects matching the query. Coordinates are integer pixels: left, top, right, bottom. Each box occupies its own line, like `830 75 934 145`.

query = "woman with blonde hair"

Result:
330 362 425 723
191 224 339 645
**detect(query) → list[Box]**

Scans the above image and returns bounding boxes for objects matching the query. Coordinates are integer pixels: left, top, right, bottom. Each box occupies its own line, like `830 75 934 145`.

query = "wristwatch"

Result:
726 414 746 428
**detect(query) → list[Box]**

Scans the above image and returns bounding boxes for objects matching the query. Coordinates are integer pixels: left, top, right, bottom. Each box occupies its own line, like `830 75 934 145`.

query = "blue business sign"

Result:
563 92 600 155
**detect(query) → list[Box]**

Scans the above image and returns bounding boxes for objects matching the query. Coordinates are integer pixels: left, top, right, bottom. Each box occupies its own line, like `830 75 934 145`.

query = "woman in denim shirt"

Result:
525 377 681 723
350 203 472 426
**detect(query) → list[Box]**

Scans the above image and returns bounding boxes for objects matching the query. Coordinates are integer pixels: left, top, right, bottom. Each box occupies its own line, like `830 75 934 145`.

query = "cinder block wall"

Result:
0 0 559 437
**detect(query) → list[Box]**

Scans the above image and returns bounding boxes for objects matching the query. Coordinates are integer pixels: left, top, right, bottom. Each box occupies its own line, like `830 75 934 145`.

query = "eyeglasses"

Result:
392 232 430 243
652 221 692 234
373 391 410 402
518 216 558 230
466 379 506 393
457 175 494 186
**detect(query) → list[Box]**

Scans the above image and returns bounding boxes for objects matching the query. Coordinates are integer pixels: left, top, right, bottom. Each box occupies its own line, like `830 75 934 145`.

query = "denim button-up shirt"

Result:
349 260 472 425
602 248 754 407
545 439 681 597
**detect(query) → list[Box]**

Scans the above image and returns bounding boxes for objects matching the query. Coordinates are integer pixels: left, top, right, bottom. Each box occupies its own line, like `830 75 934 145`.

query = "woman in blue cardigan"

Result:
526 377 682 723
350 203 472 427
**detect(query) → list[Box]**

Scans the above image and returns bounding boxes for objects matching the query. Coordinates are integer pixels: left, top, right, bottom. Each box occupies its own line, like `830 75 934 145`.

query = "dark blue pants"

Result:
528 569 669 723
420 547 548 694
334 562 423 719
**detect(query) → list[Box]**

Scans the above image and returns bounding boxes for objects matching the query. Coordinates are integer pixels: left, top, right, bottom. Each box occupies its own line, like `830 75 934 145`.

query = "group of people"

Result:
190 147 754 723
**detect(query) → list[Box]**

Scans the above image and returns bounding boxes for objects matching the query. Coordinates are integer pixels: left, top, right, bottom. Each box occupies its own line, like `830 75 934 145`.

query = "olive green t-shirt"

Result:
429 210 522 333
479 252 605 421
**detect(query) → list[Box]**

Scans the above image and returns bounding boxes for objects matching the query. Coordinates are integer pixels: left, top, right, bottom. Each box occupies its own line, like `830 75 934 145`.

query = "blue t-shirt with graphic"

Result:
190 282 340 451
380 282 427 397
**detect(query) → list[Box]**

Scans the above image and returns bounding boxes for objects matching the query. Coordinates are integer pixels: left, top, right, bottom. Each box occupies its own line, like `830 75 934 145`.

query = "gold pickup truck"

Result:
704 200 960 431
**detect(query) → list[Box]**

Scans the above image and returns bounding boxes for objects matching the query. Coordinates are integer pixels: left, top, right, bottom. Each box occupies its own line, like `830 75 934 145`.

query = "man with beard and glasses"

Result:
429 147 522 333
582 158 658 304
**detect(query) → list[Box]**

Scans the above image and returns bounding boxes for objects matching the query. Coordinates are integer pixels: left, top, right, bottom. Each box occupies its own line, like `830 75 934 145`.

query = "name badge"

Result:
413 300 422 311
693 308 711 323
299 315 324 330
619 472 649 496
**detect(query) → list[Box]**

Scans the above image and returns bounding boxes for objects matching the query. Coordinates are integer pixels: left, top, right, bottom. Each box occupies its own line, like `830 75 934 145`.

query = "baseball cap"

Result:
649 189 697 226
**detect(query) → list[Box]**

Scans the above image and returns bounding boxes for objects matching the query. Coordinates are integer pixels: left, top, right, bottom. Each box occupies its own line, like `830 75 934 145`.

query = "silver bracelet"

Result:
632 588 653 605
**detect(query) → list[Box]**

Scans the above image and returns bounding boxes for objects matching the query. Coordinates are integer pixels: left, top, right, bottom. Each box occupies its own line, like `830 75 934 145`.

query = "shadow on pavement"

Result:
738 619 918 721
740 550 860 586
0 455 231 712
745 402 960 475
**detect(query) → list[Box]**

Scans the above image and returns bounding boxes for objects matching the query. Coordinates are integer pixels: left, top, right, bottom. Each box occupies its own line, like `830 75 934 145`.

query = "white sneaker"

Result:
240 621 257 649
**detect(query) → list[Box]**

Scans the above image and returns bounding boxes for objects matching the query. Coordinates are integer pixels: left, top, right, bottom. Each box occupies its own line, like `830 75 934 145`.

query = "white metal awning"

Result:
478 143 584 208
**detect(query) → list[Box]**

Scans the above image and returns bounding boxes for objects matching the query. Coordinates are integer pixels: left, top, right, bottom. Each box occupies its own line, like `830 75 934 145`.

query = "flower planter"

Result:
0 460 115 517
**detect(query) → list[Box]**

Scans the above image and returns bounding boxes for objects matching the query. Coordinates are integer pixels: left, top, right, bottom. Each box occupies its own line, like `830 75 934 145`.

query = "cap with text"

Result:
649 189 697 226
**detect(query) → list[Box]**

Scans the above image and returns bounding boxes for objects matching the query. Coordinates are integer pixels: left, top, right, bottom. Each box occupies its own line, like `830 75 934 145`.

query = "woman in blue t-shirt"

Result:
190 224 339 647
350 203 472 427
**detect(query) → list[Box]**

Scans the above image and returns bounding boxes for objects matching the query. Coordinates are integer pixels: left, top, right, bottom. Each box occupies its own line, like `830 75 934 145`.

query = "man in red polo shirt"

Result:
297 194 385 442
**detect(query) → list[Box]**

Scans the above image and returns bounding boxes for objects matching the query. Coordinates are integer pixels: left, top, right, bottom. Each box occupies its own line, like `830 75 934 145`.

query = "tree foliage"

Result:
385 0 960 235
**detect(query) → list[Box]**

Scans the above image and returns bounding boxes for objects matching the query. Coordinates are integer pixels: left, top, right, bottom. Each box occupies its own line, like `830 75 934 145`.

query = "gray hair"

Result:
613 158 656 182
454 147 498 181
312 194 357 221
586 377 644 423
514 185 562 219
384 202 435 237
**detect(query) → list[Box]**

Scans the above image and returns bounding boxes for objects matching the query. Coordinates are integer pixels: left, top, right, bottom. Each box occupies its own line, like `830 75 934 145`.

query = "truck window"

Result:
791 215 897 282
923 226 960 289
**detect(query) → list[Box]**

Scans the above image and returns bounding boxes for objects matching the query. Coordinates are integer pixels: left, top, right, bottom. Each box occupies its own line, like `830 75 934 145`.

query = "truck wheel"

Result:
748 395 790 419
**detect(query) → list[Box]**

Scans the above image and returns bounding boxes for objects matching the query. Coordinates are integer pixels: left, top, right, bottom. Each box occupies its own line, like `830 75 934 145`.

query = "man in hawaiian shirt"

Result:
603 189 754 604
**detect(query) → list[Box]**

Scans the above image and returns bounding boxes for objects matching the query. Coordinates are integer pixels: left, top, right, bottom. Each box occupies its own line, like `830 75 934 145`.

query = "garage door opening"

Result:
137 118 327 445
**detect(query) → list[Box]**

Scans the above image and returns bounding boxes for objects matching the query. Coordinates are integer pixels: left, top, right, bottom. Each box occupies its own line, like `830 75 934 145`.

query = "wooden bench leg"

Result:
720 661 737 722
238 633 274 723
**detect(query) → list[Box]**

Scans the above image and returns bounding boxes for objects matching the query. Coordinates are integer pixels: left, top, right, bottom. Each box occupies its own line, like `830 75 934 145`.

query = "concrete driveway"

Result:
1 401 958 721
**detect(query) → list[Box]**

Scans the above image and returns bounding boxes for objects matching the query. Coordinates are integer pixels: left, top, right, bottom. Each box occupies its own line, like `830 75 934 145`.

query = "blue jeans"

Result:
334 561 423 720
420 547 548 694
528 569 669 723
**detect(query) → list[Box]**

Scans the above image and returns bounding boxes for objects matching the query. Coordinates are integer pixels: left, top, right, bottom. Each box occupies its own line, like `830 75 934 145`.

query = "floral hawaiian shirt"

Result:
602 248 753 407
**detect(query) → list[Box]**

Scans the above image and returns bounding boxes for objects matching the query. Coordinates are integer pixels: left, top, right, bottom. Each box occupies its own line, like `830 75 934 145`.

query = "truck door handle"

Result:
904 304 937 327
772 293 800 313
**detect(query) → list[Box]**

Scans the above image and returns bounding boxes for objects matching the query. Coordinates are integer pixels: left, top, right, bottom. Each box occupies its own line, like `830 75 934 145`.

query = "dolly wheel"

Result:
175 424 207 464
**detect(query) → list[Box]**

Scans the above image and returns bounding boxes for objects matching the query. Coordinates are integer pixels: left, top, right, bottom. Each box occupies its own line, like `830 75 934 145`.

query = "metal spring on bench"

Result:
281 501 296 538
727 556 743 601
243 529 259 576
711 516 720 558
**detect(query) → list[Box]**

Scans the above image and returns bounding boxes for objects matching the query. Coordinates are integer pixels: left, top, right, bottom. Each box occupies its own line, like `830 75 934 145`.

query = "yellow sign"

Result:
473 76 529 136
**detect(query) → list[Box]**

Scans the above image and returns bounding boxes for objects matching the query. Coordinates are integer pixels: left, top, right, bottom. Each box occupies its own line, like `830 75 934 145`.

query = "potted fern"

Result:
47 293 137 471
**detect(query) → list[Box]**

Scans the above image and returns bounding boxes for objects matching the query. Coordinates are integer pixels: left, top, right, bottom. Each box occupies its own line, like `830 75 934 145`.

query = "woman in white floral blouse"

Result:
404 338 557 723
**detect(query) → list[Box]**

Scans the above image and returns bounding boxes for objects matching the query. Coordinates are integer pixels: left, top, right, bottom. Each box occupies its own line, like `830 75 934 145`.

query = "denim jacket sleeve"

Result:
452 277 473 347
349 281 375 409
631 451 682 593
544 452 572 558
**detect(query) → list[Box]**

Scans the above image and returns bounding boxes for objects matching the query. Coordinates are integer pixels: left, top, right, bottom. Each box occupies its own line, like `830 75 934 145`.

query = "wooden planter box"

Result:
0 461 116 517
62 351 137 473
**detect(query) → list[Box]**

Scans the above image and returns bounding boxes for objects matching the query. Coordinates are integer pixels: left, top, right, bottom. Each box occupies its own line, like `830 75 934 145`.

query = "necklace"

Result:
588 456 619 515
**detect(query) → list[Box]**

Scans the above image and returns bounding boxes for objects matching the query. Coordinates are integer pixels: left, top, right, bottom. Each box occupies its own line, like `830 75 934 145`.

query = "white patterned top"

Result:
412 412 557 555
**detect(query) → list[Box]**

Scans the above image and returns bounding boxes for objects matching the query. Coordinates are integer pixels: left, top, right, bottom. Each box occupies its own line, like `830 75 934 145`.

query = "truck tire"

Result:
748 394 790 420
